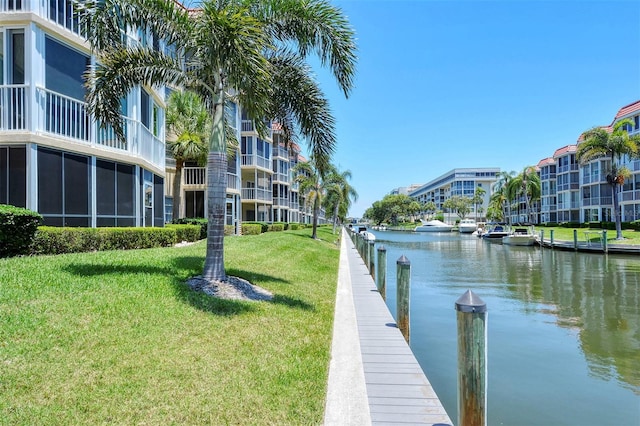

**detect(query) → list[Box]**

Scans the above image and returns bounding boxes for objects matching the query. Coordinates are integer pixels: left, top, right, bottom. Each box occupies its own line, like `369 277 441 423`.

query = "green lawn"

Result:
0 227 340 425
535 226 640 244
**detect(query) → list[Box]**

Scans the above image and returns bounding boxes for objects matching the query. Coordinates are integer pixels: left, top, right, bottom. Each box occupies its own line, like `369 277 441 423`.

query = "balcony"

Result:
241 153 271 170
241 187 272 202
273 172 289 183
273 146 289 159
0 85 165 170
1 0 89 38
557 164 579 173
272 197 290 208
179 167 239 192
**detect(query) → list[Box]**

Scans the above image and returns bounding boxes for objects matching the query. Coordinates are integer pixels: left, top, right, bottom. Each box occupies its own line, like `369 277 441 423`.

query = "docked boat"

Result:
360 230 376 241
458 219 478 233
502 226 538 246
480 222 509 242
415 219 454 232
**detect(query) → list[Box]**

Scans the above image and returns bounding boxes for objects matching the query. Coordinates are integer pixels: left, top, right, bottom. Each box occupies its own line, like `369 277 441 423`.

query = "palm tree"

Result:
508 166 541 224
471 187 486 221
577 119 640 239
293 159 327 239
492 171 516 223
166 90 210 221
324 167 358 233
84 0 357 283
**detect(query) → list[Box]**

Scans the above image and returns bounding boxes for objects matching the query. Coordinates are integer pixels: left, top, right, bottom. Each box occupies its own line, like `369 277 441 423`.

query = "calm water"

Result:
369 229 640 426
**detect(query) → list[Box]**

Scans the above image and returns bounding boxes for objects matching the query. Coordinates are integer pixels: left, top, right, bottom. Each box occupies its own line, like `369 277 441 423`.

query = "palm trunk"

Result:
612 182 623 239
312 197 319 239
172 159 184 221
332 202 339 233
202 93 227 282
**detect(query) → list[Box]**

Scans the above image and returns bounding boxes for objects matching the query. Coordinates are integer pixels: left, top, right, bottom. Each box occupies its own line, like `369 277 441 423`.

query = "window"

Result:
45 37 89 100
0 146 26 207
141 89 150 128
635 116 639 131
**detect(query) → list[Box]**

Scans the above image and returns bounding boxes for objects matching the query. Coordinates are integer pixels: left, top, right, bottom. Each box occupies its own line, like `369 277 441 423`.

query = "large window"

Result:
0 146 26 207
45 37 89 100
96 159 136 227
37 147 90 226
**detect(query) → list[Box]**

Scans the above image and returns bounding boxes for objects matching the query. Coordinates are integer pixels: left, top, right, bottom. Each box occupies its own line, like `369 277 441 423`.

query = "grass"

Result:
535 226 640 244
0 227 341 425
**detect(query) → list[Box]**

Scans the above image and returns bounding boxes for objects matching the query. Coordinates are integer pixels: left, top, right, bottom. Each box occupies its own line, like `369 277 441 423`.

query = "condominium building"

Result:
0 1 166 227
409 168 499 222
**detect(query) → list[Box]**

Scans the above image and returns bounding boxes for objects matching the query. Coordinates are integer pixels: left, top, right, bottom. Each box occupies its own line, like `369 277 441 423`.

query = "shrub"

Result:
243 222 268 233
242 224 262 235
165 224 201 242
224 225 235 236
32 227 177 255
0 205 42 258
171 217 207 239
268 223 285 232
289 223 300 230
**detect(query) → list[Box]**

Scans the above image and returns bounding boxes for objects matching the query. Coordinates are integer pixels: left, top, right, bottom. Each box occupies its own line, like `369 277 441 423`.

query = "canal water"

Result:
369 229 639 426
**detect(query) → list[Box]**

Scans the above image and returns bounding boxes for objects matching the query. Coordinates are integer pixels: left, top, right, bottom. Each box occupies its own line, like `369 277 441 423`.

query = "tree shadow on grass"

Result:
63 256 312 315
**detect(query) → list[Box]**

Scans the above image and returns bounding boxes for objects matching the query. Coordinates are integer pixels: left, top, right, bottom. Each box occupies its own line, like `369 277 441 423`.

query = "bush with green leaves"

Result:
289 223 300 230
268 223 285 232
0 205 42 258
32 227 177 255
242 224 262 235
171 217 207 239
165 224 201 242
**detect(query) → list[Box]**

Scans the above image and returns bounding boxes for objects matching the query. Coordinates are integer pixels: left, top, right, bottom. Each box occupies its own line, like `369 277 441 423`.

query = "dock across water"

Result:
324 229 453 425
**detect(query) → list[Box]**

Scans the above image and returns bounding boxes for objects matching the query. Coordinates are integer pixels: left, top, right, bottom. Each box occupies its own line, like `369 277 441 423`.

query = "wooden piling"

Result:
376 245 387 301
396 255 411 342
573 229 578 251
603 229 608 253
455 289 487 426
368 240 376 278
539 229 544 244
550 229 554 247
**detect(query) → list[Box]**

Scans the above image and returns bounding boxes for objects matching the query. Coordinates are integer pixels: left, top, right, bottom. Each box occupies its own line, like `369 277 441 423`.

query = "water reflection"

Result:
372 229 640 417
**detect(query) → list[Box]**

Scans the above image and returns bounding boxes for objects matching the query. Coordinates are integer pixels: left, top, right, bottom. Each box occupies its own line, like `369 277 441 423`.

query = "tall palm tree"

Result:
577 119 640 239
471 186 486 221
492 170 516 223
293 159 327 239
324 167 357 233
166 90 210 221
508 166 541 224
83 0 357 283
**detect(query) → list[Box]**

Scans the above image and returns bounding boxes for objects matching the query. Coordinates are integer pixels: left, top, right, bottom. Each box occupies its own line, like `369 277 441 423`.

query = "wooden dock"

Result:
325 229 453 425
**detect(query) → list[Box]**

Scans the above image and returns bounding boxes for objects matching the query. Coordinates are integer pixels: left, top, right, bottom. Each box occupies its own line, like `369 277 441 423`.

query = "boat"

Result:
458 219 478 234
415 219 454 232
360 231 376 241
502 225 538 246
480 222 509 242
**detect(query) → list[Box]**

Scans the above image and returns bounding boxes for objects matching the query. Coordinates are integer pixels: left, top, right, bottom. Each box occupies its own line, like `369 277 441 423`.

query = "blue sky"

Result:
310 0 640 218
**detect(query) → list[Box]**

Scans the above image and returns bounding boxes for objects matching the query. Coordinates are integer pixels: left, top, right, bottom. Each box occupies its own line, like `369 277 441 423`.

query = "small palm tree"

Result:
293 159 328 239
84 0 357 283
508 166 541 224
324 167 357 233
166 91 209 221
471 187 486 221
577 119 640 239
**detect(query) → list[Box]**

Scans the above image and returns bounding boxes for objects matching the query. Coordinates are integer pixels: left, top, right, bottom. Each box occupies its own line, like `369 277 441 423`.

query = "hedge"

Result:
0 205 42 258
171 217 208 239
32 227 177 255
242 224 263 235
165 224 201 242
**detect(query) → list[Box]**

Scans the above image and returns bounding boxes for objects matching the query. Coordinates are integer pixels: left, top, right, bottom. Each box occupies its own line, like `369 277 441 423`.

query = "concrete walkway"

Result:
324 229 453 426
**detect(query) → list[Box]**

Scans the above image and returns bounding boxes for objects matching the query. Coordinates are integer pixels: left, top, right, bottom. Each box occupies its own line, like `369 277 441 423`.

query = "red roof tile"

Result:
615 100 640 119
537 157 556 167
553 144 576 158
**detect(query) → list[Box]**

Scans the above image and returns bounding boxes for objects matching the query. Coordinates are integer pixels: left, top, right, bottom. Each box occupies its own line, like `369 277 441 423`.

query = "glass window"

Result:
116 164 134 216
141 90 150 128
63 153 89 215
37 147 63 214
96 159 116 215
45 37 89 100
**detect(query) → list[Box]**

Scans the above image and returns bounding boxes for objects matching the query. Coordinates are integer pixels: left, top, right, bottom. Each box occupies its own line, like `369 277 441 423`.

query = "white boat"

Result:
458 219 478 233
360 231 376 241
502 226 538 246
415 219 454 232
480 222 509 242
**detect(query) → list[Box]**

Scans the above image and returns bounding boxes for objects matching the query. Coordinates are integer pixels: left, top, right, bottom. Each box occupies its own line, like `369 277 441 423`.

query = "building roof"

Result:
553 144 576 158
537 157 556 167
614 100 640 119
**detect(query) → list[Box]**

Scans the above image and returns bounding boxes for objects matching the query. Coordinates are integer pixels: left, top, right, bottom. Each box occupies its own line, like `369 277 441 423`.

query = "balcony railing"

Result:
0 0 89 38
582 197 612 207
241 153 271 170
273 172 289 183
272 197 290 207
182 167 206 186
241 187 272 202
0 85 165 170
557 164 579 173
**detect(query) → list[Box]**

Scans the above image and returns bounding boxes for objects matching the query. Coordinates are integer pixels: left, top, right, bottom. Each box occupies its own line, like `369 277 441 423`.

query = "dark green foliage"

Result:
268 223 285 232
244 222 268 233
165 224 201 242
289 223 300 230
32 227 177 255
171 217 207 239
0 205 42 258
242 224 263 235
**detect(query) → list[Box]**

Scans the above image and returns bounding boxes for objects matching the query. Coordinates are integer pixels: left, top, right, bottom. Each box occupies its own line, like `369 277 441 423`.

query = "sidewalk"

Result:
324 229 453 426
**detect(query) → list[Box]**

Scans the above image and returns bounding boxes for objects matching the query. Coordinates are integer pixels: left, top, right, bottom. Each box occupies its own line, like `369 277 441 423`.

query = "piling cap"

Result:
455 289 487 313
396 255 410 265
377 245 386 252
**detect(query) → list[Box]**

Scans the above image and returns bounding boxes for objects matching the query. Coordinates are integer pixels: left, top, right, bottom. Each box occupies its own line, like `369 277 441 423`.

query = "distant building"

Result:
409 168 500 223
390 184 423 196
